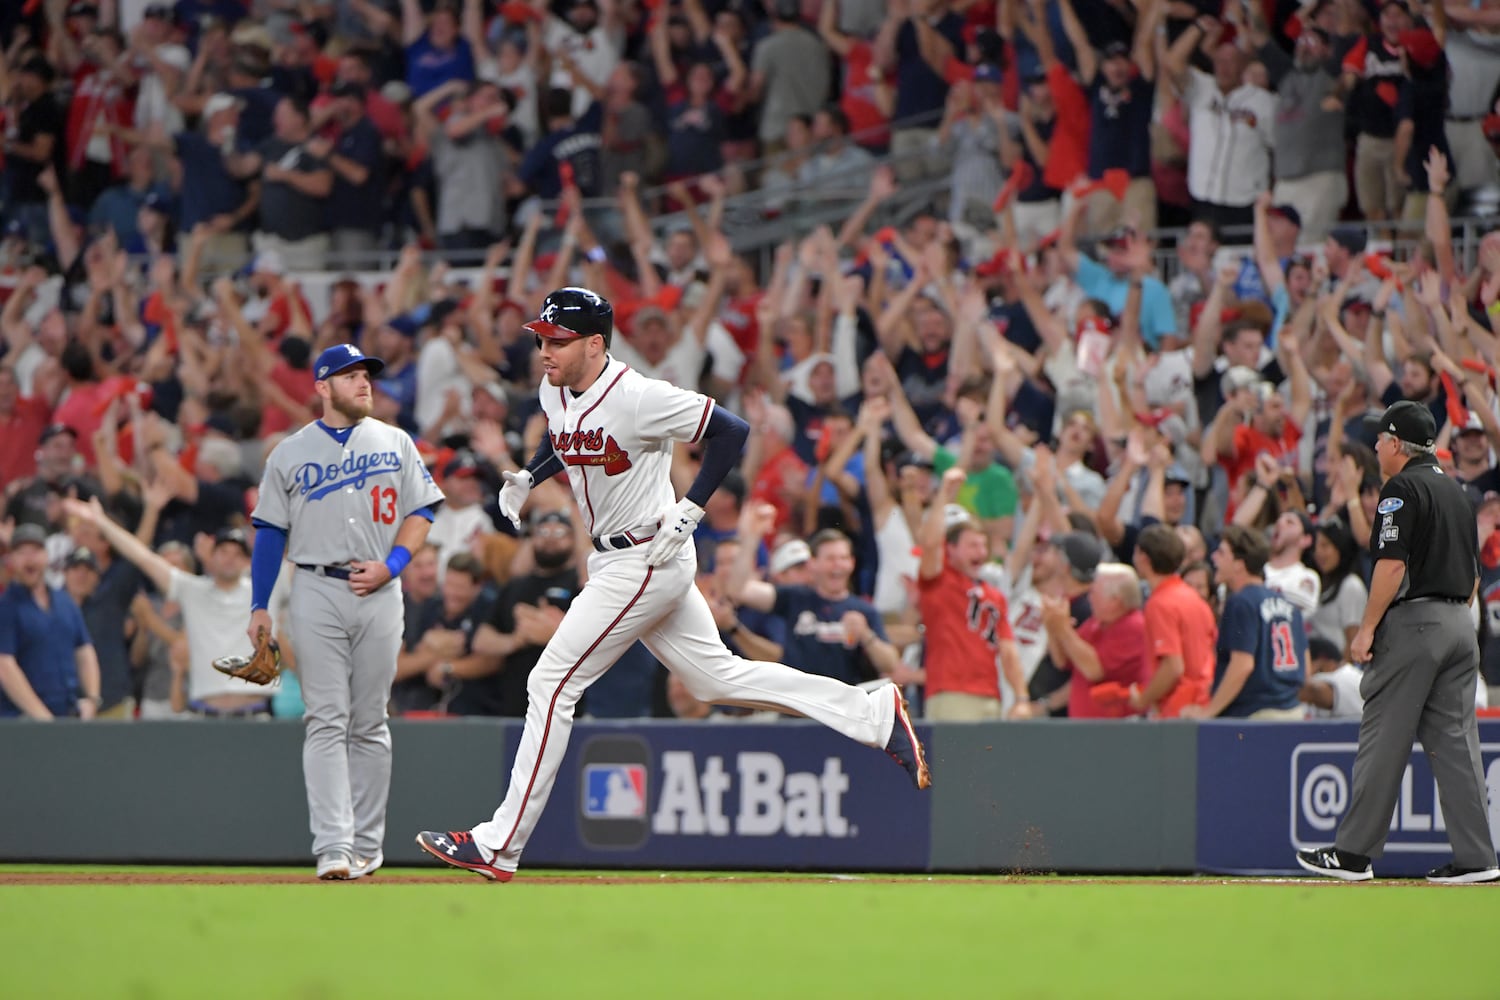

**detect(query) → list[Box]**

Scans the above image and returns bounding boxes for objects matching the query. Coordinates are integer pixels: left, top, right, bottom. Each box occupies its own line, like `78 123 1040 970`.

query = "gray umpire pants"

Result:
288 571 404 860
1334 601 1497 867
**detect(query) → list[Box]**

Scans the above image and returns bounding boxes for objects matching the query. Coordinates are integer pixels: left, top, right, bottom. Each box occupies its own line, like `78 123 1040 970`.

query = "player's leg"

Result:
641 568 894 747
1333 614 1438 860
1416 608 1497 871
288 573 357 862
461 555 671 870
347 585 404 863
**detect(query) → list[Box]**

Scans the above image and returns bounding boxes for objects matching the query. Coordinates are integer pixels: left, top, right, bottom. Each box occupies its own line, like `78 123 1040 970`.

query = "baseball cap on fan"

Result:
313 343 385 380
1363 399 1436 448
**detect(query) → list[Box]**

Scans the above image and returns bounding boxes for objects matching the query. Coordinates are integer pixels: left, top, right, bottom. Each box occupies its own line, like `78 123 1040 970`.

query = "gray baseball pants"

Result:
289 570 404 860
1335 601 1497 867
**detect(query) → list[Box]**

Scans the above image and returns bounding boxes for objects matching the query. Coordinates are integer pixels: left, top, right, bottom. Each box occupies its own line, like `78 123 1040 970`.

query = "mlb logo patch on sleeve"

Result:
583 764 647 818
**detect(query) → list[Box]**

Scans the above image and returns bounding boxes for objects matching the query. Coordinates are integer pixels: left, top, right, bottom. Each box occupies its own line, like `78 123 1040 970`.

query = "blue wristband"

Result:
384 545 412 578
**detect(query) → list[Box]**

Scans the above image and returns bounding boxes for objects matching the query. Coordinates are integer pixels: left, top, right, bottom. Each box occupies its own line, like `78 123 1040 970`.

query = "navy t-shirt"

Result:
990 299 1041 354
894 15 965 120
519 103 604 198
1087 74 1153 178
772 585 887 686
1216 582 1306 717
173 131 247 231
0 584 90 717
326 117 384 232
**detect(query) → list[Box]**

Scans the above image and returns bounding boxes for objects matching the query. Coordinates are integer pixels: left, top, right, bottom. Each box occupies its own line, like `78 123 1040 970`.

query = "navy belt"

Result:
592 530 655 553
188 699 272 718
297 563 352 580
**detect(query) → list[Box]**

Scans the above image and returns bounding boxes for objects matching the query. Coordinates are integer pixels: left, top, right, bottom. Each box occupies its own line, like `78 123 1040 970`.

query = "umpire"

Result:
1298 401 1498 884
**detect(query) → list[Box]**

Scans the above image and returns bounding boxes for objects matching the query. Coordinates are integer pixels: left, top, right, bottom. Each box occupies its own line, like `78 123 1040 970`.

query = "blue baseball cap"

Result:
973 63 1003 84
313 343 385 380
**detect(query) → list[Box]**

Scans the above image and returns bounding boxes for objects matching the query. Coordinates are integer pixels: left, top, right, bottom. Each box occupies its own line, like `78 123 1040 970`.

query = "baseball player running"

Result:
416 288 929 881
250 344 445 880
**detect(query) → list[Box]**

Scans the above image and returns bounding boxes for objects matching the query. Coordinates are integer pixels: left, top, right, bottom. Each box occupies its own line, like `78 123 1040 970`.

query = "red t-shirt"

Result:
842 42 890 149
1225 420 1302 499
918 561 1013 698
1066 610 1148 719
0 396 53 484
1044 63 1090 192
259 361 317 436
750 445 809 535
52 382 114 468
1144 575 1218 718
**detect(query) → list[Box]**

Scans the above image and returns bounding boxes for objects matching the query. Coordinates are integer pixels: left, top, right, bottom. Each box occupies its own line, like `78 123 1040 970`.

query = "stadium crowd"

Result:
1 0 1499 724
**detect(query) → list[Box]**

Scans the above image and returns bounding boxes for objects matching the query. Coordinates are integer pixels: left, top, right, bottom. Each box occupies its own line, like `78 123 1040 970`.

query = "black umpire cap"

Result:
525 287 613 349
1365 399 1437 448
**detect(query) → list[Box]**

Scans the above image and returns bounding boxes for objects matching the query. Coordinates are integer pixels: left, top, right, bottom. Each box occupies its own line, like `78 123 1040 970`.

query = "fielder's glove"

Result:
498 469 533 531
644 498 705 567
212 626 282 686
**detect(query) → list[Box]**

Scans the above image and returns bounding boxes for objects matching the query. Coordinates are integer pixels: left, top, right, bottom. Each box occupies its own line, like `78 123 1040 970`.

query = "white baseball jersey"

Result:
253 418 445 563
1265 562 1321 619
539 355 714 537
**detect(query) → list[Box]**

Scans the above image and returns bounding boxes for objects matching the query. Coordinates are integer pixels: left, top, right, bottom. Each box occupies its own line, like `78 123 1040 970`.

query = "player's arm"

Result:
471 623 525 659
920 469 966 581
62 498 174 594
522 435 565 486
1201 651 1253 718
1043 611 1104 681
682 404 749 509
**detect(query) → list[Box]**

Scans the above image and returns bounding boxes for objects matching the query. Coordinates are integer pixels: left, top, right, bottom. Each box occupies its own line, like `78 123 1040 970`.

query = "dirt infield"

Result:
0 870 1436 887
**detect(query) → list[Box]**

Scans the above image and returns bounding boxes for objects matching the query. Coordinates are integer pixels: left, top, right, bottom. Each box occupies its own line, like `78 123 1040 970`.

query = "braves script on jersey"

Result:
539 357 714 537
253 420 442 562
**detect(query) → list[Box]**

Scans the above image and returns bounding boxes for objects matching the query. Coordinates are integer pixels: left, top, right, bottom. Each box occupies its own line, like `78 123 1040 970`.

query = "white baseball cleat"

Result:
316 852 353 880
350 853 384 879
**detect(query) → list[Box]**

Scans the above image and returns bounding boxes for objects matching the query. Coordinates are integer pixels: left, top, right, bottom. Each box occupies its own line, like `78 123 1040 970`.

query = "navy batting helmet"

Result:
525 287 613 349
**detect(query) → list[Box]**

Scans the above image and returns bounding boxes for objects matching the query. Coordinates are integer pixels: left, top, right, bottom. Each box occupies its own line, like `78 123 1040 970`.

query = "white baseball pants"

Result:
470 545 899 869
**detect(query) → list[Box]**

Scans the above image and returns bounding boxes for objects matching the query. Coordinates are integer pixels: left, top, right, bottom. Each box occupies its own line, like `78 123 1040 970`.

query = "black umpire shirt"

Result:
1372 453 1479 603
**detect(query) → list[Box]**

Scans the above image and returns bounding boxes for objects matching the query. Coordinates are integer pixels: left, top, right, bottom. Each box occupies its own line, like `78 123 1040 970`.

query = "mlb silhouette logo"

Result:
583 764 646 819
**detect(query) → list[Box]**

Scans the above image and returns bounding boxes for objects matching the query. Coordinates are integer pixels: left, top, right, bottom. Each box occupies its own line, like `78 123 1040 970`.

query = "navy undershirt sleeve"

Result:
525 438 565 485
686 406 749 508
249 520 288 611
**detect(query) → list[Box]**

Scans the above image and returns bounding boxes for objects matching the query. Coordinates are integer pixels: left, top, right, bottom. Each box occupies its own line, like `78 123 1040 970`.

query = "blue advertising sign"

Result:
513 721 932 870
1196 721 1500 876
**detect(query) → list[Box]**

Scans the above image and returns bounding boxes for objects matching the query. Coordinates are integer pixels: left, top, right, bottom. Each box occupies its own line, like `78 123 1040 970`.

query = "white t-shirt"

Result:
168 569 278 700
872 507 917 617
415 335 472 437
1308 573 1367 649
1005 565 1048 711
1305 664 1363 718
479 59 539 146
426 503 494 583
543 18 621 119
1183 68 1276 207
1265 561 1321 618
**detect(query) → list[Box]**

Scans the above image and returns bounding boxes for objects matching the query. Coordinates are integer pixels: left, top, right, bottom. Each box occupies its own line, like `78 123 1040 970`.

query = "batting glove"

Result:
498 469 533 531
644 498 705 567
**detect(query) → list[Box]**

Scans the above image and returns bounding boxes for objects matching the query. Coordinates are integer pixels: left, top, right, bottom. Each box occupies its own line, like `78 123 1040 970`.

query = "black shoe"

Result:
1295 847 1373 881
1426 863 1500 885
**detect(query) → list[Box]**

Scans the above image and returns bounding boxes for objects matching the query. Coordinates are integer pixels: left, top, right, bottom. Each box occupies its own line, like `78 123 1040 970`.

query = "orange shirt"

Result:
917 561 1013 699
1144 575 1219 718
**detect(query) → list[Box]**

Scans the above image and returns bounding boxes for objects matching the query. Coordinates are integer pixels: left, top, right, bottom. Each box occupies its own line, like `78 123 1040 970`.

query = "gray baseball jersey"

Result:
252 419 445 562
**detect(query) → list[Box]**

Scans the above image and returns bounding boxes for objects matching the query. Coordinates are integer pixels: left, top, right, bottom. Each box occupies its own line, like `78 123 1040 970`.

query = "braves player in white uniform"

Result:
250 344 445 880
416 288 930 881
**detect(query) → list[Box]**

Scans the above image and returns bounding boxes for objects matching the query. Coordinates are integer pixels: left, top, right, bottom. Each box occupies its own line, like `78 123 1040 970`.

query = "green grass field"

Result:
2 867 1497 999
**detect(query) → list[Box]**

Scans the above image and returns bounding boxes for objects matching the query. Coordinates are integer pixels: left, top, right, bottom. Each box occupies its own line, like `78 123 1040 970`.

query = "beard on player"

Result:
322 370 375 423
538 335 605 389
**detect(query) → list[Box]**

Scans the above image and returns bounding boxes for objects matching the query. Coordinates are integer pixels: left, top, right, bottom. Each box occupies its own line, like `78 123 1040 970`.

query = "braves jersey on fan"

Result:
1216 583 1306 717
538 356 714 537
252 420 444 563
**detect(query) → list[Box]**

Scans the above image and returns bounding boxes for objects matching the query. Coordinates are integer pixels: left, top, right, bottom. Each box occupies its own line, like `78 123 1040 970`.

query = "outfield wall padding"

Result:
3 719 1496 873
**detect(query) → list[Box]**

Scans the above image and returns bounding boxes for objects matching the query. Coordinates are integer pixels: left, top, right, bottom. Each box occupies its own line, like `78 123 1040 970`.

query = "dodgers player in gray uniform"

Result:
250 344 445 880
415 288 930 882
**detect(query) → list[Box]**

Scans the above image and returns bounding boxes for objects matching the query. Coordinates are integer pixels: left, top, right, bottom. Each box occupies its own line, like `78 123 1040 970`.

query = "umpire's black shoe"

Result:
1295 847 1373 881
883 688 931 790
1426 863 1500 885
